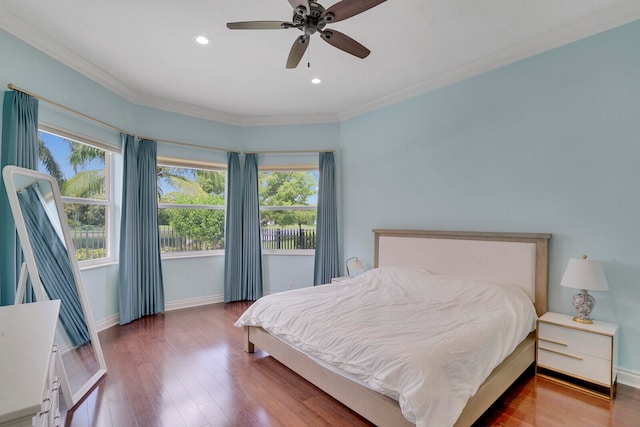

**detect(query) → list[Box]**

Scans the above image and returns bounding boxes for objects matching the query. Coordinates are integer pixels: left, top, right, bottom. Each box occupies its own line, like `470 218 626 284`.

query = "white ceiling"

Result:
1 0 639 126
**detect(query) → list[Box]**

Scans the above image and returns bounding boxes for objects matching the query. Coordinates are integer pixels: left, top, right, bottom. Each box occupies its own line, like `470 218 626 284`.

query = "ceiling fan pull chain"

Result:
307 44 311 68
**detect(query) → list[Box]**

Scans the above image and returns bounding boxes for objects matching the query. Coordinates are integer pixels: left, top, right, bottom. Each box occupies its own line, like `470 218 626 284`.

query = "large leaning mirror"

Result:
2 165 107 408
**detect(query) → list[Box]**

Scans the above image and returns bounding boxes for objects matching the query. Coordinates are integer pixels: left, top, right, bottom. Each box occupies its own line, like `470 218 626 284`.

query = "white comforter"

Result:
235 267 537 427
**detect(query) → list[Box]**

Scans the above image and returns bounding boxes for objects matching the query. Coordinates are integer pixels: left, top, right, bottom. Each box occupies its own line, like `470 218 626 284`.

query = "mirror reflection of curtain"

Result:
224 152 243 302
0 90 38 305
17 186 90 346
314 152 339 285
118 135 164 324
241 153 263 300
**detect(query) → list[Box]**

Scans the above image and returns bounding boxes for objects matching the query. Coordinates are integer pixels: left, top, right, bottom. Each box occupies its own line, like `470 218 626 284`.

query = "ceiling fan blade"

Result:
286 35 310 69
321 0 387 23
226 21 290 30
288 0 310 15
320 30 370 59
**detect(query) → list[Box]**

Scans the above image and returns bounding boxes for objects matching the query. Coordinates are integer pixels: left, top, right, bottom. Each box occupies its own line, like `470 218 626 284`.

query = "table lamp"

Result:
560 255 609 324
346 257 364 276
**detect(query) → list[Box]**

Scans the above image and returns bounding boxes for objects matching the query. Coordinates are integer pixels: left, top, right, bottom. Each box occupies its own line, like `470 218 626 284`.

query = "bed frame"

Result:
243 229 551 426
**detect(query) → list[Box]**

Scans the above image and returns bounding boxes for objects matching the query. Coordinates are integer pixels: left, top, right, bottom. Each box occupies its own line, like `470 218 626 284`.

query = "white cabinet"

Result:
536 312 618 399
0 300 61 427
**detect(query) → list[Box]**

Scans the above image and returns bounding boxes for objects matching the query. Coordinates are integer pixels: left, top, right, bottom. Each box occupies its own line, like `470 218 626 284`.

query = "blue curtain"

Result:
0 90 38 305
224 152 243 302
241 154 263 300
17 186 90 346
118 135 164 324
314 152 339 285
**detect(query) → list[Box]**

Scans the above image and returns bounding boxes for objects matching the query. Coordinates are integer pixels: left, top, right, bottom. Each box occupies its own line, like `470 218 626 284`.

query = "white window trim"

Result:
258 168 318 252
259 205 315 211
157 159 227 259
262 249 315 256
38 127 114 266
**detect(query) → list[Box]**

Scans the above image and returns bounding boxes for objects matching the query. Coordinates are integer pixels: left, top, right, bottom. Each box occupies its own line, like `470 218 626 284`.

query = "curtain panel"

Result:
118 135 164 324
223 153 263 302
241 154 263 300
0 90 39 305
314 152 339 285
224 152 243 302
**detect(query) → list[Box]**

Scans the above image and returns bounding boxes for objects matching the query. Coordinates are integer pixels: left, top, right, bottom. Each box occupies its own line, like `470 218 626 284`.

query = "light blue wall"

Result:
2 18 640 376
341 21 640 372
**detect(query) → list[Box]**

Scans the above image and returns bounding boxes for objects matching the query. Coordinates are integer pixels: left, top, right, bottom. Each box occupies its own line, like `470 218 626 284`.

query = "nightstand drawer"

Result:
537 347 611 386
538 322 611 360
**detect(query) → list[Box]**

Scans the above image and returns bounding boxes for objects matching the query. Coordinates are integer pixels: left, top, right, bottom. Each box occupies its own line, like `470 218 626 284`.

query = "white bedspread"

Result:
235 267 537 427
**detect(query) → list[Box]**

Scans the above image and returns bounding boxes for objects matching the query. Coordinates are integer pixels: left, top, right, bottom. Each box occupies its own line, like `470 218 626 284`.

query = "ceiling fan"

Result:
227 0 387 69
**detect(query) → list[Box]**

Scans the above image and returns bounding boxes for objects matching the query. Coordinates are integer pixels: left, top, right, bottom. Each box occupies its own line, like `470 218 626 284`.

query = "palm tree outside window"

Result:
37 130 110 263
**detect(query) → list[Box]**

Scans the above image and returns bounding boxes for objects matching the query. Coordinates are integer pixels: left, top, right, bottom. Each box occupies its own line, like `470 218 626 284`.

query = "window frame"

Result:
37 125 115 267
156 157 227 259
258 164 319 255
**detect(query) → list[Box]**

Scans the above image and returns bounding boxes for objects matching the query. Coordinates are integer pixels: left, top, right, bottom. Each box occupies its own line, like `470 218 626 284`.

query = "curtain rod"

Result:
8 83 126 134
7 83 334 156
8 83 233 154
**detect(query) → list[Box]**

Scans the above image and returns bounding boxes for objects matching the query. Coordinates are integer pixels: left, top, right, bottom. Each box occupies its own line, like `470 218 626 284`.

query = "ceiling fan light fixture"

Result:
193 35 210 45
311 77 322 84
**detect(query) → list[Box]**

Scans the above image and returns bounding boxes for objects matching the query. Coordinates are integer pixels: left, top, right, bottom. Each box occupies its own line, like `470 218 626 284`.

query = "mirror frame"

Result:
2 165 107 407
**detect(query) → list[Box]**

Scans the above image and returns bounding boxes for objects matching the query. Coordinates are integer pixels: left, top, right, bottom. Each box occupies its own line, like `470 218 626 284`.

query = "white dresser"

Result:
536 311 618 399
0 300 61 427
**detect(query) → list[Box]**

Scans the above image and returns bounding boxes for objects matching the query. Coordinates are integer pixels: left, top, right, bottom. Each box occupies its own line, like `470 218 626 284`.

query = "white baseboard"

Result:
94 295 224 332
618 368 640 389
165 295 224 311
96 314 119 332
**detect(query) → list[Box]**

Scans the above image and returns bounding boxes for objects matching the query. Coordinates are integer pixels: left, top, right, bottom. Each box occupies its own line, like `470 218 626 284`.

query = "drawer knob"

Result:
39 397 52 415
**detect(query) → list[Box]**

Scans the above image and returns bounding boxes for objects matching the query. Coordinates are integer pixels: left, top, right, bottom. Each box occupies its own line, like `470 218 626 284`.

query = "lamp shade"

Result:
350 258 364 270
560 256 609 291
346 257 364 276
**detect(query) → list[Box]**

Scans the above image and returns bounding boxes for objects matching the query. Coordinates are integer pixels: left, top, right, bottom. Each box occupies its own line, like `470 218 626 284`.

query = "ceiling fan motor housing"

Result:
294 1 332 34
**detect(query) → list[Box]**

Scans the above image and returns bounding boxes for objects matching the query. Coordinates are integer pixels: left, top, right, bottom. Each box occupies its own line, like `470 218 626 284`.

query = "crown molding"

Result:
339 1 640 122
2 1 640 127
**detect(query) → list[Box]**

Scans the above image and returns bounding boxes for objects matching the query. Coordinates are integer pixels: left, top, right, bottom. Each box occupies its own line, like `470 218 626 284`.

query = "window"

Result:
38 129 111 262
157 163 226 255
259 170 318 251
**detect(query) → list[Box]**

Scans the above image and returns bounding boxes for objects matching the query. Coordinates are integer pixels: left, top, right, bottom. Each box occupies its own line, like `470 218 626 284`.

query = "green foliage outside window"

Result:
259 171 317 228
163 193 225 249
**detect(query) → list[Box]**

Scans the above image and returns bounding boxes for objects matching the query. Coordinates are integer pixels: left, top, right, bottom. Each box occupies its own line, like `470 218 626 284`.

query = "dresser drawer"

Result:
537 346 611 386
538 322 612 360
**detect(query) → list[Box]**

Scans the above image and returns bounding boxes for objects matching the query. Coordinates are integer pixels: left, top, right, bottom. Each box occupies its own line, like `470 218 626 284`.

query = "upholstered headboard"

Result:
373 229 551 316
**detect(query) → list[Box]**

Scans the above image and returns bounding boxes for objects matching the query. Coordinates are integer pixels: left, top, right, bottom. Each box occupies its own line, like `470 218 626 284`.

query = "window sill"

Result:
262 249 315 256
78 259 118 271
161 250 225 260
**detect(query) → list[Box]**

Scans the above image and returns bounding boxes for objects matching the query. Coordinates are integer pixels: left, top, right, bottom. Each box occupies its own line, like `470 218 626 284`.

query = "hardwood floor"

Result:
61 302 640 427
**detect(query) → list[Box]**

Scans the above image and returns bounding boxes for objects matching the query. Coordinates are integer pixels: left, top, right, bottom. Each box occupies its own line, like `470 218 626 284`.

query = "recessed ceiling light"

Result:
193 35 210 46
311 78 322 85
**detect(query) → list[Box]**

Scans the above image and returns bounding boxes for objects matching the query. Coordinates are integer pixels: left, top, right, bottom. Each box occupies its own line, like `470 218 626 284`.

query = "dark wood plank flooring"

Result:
61 302 640 426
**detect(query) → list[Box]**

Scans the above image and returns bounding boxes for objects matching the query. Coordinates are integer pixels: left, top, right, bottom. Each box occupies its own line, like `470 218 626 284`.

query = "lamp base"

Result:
571 289 595 324
572 316 593 324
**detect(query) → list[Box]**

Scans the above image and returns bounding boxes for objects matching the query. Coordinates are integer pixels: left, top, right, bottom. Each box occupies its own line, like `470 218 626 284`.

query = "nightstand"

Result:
331 276 351 283
536 312 618 399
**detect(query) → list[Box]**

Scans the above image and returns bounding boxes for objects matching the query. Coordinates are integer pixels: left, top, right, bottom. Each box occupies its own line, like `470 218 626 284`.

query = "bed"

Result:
237 229 550 426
